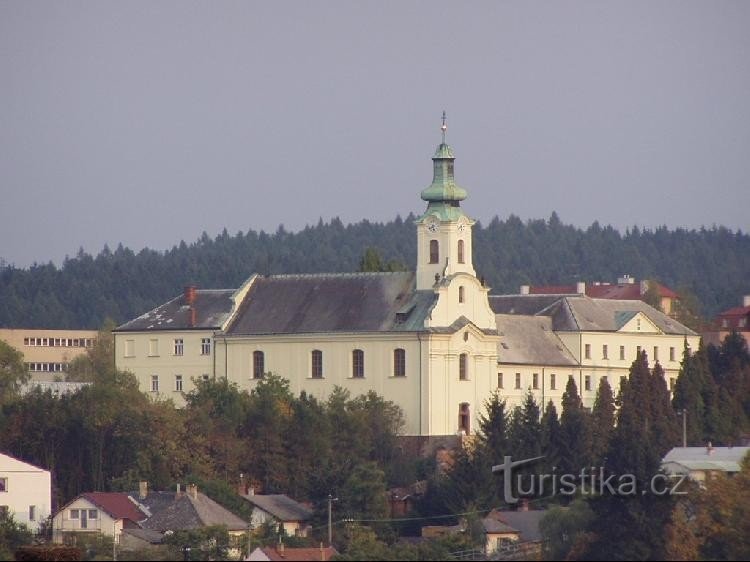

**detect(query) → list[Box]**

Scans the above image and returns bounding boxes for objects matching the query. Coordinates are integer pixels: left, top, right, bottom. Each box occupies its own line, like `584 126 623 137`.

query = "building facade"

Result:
0 453 52 533
114 121 699 437
0 328 97 380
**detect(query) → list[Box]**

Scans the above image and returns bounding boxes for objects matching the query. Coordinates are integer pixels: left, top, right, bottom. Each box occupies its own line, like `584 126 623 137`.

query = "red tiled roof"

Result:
530 281 678 300
719 306 750 317
82 492 145 523
258 546 338 561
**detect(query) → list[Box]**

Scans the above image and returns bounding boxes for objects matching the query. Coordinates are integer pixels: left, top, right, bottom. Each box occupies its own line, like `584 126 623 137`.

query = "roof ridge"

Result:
266 271 413 279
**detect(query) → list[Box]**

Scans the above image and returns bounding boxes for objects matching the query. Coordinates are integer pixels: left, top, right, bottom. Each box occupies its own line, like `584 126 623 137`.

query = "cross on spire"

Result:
441 111 447 143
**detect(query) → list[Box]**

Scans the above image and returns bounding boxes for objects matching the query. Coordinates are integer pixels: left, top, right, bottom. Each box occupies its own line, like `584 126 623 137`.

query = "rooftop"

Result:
242 494 312 522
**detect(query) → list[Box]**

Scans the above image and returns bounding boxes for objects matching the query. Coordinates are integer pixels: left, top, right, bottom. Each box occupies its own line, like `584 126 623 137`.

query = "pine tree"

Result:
541 401 562 472
590 377 615 465
558 377 592 475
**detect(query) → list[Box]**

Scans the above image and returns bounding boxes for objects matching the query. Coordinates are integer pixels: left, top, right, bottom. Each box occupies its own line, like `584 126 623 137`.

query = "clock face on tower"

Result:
458 223 465 232
427 221 439 233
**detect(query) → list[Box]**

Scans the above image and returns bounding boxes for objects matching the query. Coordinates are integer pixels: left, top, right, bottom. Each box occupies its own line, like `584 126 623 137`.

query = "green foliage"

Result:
0 338 29 403
539 499 595 561
0 511 33 560
14 545 83 561
591 377 615 466
162 525 232 561
1 215 747 329
558 377 592 475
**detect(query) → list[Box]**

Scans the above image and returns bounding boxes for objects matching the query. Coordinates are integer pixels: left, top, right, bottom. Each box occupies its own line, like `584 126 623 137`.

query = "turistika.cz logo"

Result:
491 456 688 504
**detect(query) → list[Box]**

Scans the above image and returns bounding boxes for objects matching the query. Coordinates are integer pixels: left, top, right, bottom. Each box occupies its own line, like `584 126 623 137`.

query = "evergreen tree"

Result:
558 377 592 475
540 401 562 472
590 376 615 465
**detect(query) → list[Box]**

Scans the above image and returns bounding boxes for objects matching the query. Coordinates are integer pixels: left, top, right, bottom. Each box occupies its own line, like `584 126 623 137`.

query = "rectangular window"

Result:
202 374 209 381
201 338 211 355
88 509 98 520
550 373 556 390
393 349 406 377
0 506 7 517
174 338 184 356
311 350 323 379
352 349 364 378
459 354 468 380
497 373 503 389
151 375 159 392
23 338 29 346
584 344 591 359
653 346 659 362
70 509 79 519
602 345 608 360
148 339 159 357
124 339 135 357
515 373 521 389
670 347 676 362
620 345 625 360
585 375 592 391
175 375 183 392
637 345 642 357
429 239 439 264
73 339 79 347
0 478 6 492
29 505 35 521
532 373 539 389
253 351 265 379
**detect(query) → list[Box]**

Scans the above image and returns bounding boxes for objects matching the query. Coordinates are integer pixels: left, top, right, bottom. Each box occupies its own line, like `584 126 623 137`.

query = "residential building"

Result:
525 275 680 316
248 545 338 561
0 328 97 380
0 452 52 533
242 493 312 537
702 295 750 347
114 119 698 441
482 508 545 557
662 445 750 483
53 483 248 547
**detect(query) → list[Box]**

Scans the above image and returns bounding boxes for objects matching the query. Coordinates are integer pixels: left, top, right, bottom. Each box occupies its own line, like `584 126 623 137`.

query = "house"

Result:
52 492 145 543
53 483 248 547
388 481 426 518
525 275 680 316
702 295 750 347
113 118 699 443
662 445 750 483
242 493 312 537
248 544 338 561
0 452 52 533
482 508 545 557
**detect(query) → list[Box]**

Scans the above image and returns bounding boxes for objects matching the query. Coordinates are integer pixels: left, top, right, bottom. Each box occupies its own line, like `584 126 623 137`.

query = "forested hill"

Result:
1 213 749 329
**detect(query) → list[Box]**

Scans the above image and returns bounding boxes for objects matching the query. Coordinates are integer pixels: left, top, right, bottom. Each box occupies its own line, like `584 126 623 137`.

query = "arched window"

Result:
459 403 471 434
352 349 364 378
458 286 465 304
393 348 406 377
458 239 465 264
459 353 468 380
311 350 323 379
253 351 265 379
429 240 439 264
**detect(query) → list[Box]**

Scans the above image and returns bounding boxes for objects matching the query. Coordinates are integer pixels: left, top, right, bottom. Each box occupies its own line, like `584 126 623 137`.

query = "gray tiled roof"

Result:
116 290 236 331
492 511 545 542
489 294 695 336
495 315 577 366
226 272 435 335
138 491 248 532
662 446 750 473
242 494 312 522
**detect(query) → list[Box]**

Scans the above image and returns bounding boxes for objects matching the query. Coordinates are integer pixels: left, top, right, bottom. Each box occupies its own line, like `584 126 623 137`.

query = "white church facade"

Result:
114 121 699 437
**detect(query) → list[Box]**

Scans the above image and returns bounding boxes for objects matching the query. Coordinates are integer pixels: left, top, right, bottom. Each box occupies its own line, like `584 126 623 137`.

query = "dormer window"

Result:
429 240 439 264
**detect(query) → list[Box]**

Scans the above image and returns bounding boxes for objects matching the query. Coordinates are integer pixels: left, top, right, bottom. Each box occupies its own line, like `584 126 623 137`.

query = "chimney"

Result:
248 486 255 496
184 285 197 305
175 483 182 498
576 281 586 295
187 483 198 500
139 481 148 500
743 295 750 307
520 285 530 295
320 542 325 561
238 474 247 496
518 498 530 512
706 441 714 455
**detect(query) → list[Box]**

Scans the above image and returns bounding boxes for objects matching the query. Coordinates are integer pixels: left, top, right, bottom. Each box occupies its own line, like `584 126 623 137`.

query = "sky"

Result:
1 1 749 268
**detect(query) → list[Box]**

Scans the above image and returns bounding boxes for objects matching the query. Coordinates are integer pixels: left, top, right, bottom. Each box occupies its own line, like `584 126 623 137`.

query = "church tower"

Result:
416 113 476 290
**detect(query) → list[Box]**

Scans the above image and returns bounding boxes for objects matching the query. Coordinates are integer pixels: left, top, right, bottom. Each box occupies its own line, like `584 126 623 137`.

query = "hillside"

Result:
1 213 748 328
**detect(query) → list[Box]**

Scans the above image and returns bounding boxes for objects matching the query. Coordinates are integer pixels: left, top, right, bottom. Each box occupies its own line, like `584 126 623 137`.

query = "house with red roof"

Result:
248 544 338 561
524 275 680 316
703 295 750 347
52 491 146 543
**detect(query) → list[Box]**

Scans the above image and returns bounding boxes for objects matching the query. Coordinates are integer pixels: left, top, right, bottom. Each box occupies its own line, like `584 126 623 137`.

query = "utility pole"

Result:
679 409 687 447
327 494 338 547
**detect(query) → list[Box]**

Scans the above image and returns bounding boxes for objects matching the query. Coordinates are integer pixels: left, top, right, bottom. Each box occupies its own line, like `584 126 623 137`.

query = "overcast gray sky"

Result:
2 1 749 267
